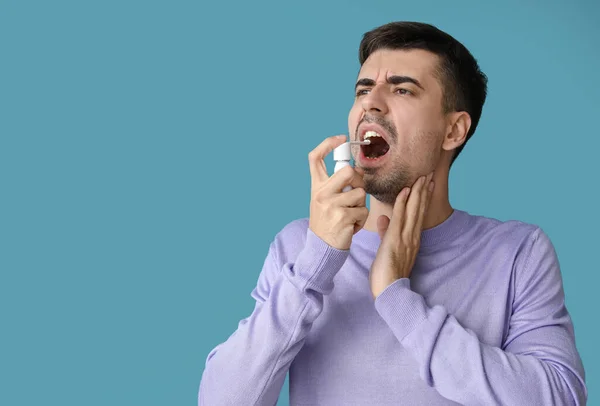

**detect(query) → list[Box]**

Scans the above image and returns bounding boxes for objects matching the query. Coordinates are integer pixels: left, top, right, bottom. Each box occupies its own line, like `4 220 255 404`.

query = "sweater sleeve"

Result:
198 227 349 406
374 227 587 406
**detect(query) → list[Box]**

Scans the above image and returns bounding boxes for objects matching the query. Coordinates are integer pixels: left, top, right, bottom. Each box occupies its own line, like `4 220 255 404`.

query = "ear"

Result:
442 111 471 152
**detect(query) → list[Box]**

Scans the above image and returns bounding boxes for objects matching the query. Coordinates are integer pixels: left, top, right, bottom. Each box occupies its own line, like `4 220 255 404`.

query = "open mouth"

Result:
361 131 390 159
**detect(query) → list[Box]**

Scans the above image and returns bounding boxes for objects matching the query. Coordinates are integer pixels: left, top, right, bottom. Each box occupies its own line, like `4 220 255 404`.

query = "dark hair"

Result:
359 22 488 165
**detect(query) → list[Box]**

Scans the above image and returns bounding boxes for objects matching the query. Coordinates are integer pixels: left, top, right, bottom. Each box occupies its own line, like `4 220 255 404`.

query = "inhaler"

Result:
333 142 353 192
333 139 370 192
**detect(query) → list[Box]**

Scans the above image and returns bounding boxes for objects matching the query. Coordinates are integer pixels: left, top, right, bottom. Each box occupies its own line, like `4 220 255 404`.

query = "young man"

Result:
198 22 587 405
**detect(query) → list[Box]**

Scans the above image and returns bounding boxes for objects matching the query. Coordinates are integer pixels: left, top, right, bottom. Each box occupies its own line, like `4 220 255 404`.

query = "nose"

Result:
361 86 388 115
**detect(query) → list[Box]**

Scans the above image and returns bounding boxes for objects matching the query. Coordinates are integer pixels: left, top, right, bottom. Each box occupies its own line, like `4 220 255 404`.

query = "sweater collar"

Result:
354 209 471 249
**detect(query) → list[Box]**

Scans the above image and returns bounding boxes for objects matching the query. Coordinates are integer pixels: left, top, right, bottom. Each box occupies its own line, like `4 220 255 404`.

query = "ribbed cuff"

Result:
292 228 349 294
374 278 429 343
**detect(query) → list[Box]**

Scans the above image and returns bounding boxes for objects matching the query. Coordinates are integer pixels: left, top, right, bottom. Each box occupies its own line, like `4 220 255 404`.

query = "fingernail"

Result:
429 181 434 191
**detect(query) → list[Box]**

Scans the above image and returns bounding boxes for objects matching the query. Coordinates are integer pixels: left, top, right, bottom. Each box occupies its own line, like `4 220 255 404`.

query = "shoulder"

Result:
459 211 562 298
269 217 310 264
460 210 558 279
251 217 310 300
462 210 547 252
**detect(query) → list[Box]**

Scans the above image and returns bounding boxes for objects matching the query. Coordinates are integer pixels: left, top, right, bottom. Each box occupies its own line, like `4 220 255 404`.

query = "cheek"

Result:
398 120 443 163
390 108 419 147
348 106 361 134
414 130 444 167
390 101 423 136
394 97 441 126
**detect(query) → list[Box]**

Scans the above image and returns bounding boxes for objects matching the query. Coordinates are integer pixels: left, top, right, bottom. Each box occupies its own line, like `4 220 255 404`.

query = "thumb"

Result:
377 215 390 240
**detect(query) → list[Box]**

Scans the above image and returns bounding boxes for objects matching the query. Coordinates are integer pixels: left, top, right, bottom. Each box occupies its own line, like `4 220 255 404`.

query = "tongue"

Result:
363 137 390 158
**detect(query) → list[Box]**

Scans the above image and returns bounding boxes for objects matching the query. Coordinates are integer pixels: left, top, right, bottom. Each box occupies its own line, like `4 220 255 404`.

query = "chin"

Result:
364 178 408 205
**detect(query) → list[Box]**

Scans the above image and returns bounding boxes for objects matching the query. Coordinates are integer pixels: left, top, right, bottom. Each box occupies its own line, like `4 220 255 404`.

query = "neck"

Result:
363 170 454 232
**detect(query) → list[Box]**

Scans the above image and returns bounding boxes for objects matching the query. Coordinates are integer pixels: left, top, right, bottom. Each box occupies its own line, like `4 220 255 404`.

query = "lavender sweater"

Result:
198 209 587 405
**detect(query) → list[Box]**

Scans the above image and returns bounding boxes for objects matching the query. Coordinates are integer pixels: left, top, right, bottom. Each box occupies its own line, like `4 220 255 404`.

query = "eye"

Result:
395 88 412 96
355 88 370 97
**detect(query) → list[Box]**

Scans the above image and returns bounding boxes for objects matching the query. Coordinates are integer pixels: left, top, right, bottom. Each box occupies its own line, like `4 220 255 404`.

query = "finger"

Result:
414 172 434 236
333 186 367 207
387 186 410 236
377 215 390 240
349 206 370 232
354 166 365 177
326 165 365 195
403 175 426 237
308 135 347 187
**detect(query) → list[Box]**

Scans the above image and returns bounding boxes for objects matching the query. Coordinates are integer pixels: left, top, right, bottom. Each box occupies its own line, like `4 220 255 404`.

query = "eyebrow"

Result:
355 75 425 91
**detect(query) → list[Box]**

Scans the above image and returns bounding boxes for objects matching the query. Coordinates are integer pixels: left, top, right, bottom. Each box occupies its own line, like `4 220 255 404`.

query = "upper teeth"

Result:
364 131 382 140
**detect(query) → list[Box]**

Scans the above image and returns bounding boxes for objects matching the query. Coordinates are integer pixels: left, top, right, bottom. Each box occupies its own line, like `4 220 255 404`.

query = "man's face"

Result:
348 48 448 204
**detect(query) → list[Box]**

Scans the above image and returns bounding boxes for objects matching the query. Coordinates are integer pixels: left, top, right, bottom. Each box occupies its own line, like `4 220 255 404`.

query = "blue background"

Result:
1 0 598 405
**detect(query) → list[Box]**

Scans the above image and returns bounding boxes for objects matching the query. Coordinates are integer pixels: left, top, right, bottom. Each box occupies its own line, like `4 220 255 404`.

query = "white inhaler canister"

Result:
333 142 353 192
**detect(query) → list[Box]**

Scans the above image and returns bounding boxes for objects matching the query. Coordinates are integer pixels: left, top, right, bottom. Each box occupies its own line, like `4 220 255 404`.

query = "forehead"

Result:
358 48 441 85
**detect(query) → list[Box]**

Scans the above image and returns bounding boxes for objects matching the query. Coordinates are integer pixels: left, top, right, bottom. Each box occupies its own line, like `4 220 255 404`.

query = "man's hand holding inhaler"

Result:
308 135 368 251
